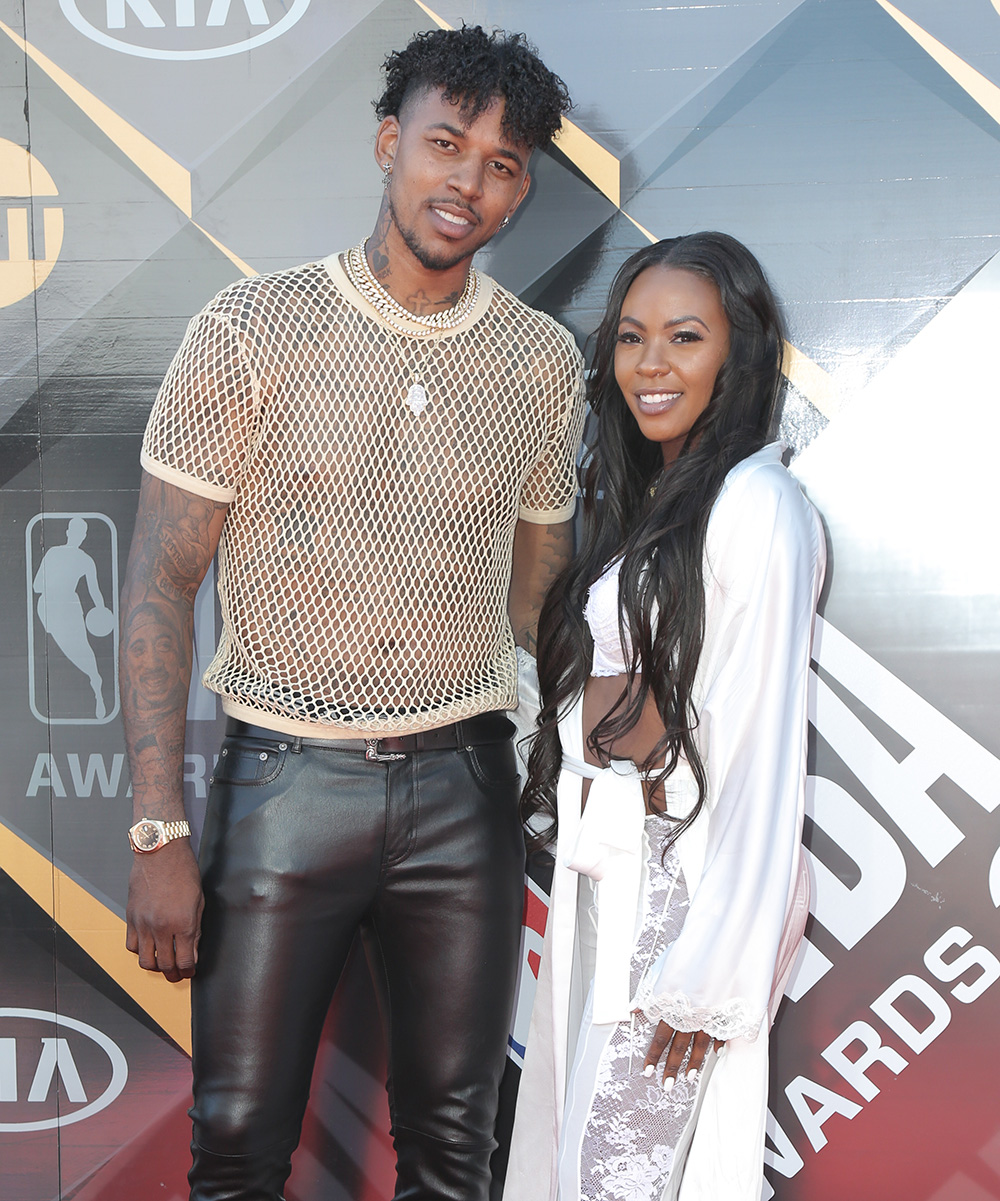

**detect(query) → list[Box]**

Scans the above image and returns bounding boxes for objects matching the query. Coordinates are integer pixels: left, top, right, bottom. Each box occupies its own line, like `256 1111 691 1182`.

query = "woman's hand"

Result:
642 1018 724 1090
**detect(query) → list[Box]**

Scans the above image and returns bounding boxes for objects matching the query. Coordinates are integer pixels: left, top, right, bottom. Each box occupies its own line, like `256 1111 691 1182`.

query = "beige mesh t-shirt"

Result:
141 254 586 737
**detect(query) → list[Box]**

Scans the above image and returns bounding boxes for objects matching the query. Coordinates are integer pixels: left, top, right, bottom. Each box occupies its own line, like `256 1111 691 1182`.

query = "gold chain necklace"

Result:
345 241 480 334
343 242 481 414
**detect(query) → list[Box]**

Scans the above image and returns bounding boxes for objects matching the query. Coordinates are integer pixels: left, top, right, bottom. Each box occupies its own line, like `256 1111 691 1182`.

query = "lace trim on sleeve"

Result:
632 983 765 1042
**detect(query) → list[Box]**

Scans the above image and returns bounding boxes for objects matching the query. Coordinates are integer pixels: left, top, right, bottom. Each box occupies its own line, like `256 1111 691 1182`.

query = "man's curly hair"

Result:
375 25 571 150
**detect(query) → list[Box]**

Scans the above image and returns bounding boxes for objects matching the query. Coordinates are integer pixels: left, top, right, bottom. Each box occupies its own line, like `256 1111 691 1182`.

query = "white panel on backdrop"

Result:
24 512 119 726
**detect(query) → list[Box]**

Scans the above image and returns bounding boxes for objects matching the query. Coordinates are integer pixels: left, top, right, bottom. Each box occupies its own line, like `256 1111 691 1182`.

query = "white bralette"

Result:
583 559 632 677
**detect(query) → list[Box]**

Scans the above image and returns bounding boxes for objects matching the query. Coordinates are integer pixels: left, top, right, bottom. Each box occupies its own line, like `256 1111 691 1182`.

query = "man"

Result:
119 25 584 1201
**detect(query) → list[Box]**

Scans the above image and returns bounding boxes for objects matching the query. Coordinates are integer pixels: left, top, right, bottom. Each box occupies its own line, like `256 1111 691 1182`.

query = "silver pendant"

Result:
406 382 429 414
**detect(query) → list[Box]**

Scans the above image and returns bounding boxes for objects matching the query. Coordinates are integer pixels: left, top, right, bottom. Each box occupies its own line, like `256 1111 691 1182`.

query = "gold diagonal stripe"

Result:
0 18 192 216
412 1 620 205
554 122 620 207
193 222 257 277
0 822 191 1054
622 212 838 417
876 0 1000 127
413 0 448 25
781 342 837 419
0 21 257 272
623 210 658 244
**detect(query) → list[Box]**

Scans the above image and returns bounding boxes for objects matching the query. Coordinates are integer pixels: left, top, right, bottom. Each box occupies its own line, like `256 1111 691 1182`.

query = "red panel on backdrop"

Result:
66 1092 192 1201
286 942 396 1201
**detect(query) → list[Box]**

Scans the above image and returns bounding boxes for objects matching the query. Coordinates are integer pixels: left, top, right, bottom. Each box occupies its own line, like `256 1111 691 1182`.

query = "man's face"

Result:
375 87 532 272
125 607 184 711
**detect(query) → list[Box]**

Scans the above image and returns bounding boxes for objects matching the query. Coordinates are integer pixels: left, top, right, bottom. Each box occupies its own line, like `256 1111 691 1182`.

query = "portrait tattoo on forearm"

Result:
120 476 227 815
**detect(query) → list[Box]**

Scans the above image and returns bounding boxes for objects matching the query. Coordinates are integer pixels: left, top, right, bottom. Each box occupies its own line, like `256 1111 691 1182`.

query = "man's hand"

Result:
642 1018 724 1090
125 839 204 982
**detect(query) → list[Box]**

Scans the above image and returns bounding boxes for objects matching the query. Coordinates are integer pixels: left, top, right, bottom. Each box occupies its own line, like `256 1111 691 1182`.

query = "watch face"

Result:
131 821 163 851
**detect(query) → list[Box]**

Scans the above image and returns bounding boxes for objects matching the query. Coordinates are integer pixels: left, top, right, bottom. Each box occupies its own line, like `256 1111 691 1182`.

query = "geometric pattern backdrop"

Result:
2 2 999 1198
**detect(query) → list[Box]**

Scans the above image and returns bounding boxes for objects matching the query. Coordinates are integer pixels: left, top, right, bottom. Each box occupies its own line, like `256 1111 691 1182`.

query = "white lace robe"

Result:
505 444 826 1201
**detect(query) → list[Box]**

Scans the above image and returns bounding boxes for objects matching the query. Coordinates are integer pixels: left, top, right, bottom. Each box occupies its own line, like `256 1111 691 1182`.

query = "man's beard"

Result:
388 192 486 272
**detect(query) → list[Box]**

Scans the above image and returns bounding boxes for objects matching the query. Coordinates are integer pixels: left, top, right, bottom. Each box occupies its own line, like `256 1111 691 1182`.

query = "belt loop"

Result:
289 737 303 754
456 720 471 752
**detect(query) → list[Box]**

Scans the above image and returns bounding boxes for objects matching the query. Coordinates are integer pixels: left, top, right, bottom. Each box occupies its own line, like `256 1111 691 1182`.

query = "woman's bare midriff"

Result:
581 673 667 813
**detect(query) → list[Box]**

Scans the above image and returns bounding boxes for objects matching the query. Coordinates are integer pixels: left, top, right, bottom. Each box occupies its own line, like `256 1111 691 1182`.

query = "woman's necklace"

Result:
343 241 480 414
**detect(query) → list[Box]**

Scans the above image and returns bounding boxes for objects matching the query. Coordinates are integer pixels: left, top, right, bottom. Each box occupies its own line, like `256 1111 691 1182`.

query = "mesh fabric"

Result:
142 254 585 737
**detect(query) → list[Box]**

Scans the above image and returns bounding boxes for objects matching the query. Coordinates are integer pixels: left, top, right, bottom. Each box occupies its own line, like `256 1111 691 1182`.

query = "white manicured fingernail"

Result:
686 1068 698 1082
642 1064 655 1078
662 1076 675 1093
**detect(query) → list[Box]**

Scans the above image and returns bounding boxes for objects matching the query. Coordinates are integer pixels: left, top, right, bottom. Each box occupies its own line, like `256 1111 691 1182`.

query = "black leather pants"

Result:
188 717 525 1201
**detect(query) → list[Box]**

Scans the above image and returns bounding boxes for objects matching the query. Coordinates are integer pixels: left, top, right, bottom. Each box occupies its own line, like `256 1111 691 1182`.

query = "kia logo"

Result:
0 1009 128 1132
59 0 312 61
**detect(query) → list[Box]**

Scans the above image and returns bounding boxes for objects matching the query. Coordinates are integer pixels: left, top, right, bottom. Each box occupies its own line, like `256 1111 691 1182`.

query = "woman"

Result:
506 233 826 1201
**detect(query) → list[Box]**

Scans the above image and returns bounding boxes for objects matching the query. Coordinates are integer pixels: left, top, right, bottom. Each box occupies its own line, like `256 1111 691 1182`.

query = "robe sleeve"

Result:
634 461 826 1041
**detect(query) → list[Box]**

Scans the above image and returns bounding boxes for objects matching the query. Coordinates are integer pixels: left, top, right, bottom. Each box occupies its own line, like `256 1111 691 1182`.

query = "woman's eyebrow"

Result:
618 314 711 331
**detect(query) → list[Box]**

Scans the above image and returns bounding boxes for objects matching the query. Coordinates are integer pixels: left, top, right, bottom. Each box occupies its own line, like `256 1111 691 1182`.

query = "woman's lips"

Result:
634 390 682 415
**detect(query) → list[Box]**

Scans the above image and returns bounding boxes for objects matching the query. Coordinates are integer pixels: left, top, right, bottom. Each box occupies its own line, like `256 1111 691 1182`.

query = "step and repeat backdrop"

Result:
2 1 999 1198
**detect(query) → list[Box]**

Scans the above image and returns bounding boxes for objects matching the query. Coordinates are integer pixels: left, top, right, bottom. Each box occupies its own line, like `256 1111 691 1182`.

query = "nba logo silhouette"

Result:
26 513 119 725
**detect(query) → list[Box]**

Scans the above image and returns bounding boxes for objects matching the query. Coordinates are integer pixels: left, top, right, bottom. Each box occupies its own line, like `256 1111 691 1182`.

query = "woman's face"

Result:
614 264 731 466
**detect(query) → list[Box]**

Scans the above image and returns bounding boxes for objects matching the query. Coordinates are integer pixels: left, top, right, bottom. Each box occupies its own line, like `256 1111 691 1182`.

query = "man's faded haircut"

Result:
374 25 572 151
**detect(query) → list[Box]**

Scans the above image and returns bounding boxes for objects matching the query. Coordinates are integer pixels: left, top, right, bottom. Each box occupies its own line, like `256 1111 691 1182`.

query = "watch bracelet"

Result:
159 819 191 841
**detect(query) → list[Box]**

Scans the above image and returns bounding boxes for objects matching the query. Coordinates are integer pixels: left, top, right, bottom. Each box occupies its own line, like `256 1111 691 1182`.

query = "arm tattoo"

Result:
535 522 573 593
120 474 227 820
511 521 574 655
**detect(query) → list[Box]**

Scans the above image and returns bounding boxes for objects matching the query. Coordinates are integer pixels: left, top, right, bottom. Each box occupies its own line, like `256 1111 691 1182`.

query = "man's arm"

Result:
120 471 229 982
508 518 573 656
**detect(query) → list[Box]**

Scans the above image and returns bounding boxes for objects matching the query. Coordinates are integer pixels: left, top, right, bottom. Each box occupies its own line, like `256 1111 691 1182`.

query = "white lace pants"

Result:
557 819 715 1201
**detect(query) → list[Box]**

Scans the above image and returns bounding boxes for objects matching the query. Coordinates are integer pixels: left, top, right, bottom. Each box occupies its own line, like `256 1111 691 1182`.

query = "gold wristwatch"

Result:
127 818 192 853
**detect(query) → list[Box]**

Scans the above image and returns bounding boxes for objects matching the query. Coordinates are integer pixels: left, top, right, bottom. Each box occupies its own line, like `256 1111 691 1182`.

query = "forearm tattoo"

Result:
119 475 227 818
515 521 574 657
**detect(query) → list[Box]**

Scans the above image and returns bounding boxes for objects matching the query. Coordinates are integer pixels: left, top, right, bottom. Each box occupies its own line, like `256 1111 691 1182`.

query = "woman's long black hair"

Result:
522 232 786 850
